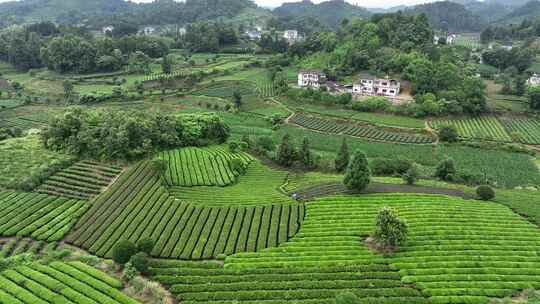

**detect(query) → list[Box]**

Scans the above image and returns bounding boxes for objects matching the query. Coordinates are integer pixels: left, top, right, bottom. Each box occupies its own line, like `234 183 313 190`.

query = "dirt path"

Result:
292 181 473 201
424 120 440 144
269 97 295 123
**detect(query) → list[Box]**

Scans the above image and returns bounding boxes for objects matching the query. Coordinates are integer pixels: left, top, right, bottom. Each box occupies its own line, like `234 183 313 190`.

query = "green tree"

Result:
276 134 296 167
403 164 419 185
63 80 74 101
438 125 459 143
233 91 242 109
344 150 370 191
373 207 408 247
112 240 137 264
299 137 314 168
162 54 173 74
514 76 527 96
335 138 350 173
130 252 149 274
529 86 540 110
435 157 456 181
136 238 155 254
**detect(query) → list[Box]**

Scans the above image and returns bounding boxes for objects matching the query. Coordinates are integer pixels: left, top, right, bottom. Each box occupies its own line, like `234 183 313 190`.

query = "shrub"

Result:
351 96 390 112
439 125 459 143
112 240 137 264
403 164 419 185
435 158 456 181
335 292 358 304
130 252 149 274
477 185 495 200
344 151 371 191
122 262 137 281
137 238 154 254
371 158 412 176
229 141 239 153
373 207 408 248
255 136 275 152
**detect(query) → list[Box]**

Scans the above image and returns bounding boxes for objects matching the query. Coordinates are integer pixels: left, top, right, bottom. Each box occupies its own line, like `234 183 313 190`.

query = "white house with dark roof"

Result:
298 70 326 88
353 76 400 97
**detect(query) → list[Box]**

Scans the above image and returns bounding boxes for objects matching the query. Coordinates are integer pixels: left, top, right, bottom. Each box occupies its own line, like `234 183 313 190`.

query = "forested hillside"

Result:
407 1 485 32
273 0 371 29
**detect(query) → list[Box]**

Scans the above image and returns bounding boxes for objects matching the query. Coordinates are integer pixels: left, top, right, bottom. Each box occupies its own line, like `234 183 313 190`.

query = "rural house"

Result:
141 26 156 35
353 77 401 97
283 30 300 44
528 74 540 86
298 70 326 88
102 25 114 35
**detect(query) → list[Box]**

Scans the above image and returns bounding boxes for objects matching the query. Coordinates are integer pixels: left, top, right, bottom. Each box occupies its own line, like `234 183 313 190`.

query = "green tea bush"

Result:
477 185 495 200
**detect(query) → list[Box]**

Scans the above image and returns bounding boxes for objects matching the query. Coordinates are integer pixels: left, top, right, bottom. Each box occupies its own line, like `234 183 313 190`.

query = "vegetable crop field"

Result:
157 146 252 187
150 194 540 304
67 161 301 259
37 160 123 200
290 113 433 144
169 161 294 206
0 261 140 304
0 191 88 242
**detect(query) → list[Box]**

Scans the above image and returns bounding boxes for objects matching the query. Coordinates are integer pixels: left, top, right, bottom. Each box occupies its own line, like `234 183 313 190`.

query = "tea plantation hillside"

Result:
151 194 540 304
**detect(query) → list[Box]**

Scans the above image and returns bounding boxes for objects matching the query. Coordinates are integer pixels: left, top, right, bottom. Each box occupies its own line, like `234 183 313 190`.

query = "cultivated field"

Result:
0 261 140 304
37 160 123 200
157 146 252 187
290 113 433 144
67 161 301 259
431 115 540 145
169 161 294 206
150 193 540 304
0 191 88 242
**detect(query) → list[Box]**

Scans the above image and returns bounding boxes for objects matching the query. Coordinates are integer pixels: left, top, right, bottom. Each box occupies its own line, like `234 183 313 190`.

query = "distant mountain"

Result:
484 0 536 7
407 1 486 32
506 0 540 21
0 0 258 27
274 0 371 29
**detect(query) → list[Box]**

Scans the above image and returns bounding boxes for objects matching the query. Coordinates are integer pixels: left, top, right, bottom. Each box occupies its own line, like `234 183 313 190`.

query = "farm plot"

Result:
290 113 433 144
157 146 252 187
255 79 277 98
0 191 89 242
169 161 295 206
430 116 513 142
37 160 123 200
224 194 540 304
67 161 301 259
499 116 540 144
0 238 59 258
0 261 140 304
191 81 254 98
0 135 73 188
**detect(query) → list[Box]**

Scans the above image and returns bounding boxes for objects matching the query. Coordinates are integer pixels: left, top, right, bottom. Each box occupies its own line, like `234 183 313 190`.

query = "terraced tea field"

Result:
151 194 540 304
290 113 433 144
0 238 58 258
157 147 252 187
0 191 88 242
37 160 123 200
0 261 140 304
169 161 294 206
430 116 512 142
499 116 540 144
191 81 254 98
67 161 301 259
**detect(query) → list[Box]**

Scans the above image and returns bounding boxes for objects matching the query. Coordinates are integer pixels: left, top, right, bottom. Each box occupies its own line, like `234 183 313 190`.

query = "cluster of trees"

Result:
0 21 170 73
406 1 485 32
481 19 540 43
41 109 230 161
288 13 486 115
180 22 238 53
482 46 536 73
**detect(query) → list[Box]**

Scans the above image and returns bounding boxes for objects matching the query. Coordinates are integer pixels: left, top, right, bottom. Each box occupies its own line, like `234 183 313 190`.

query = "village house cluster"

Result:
528 74 540 86
298 70 401 98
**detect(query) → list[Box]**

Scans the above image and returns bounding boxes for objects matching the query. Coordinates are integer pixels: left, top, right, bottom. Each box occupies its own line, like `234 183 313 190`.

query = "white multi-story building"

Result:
102 26 114 35
528 74 540 86
246 30 262 40
284 30 299 44
141 26 156 35
353 77 400 97
298 70 325 88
